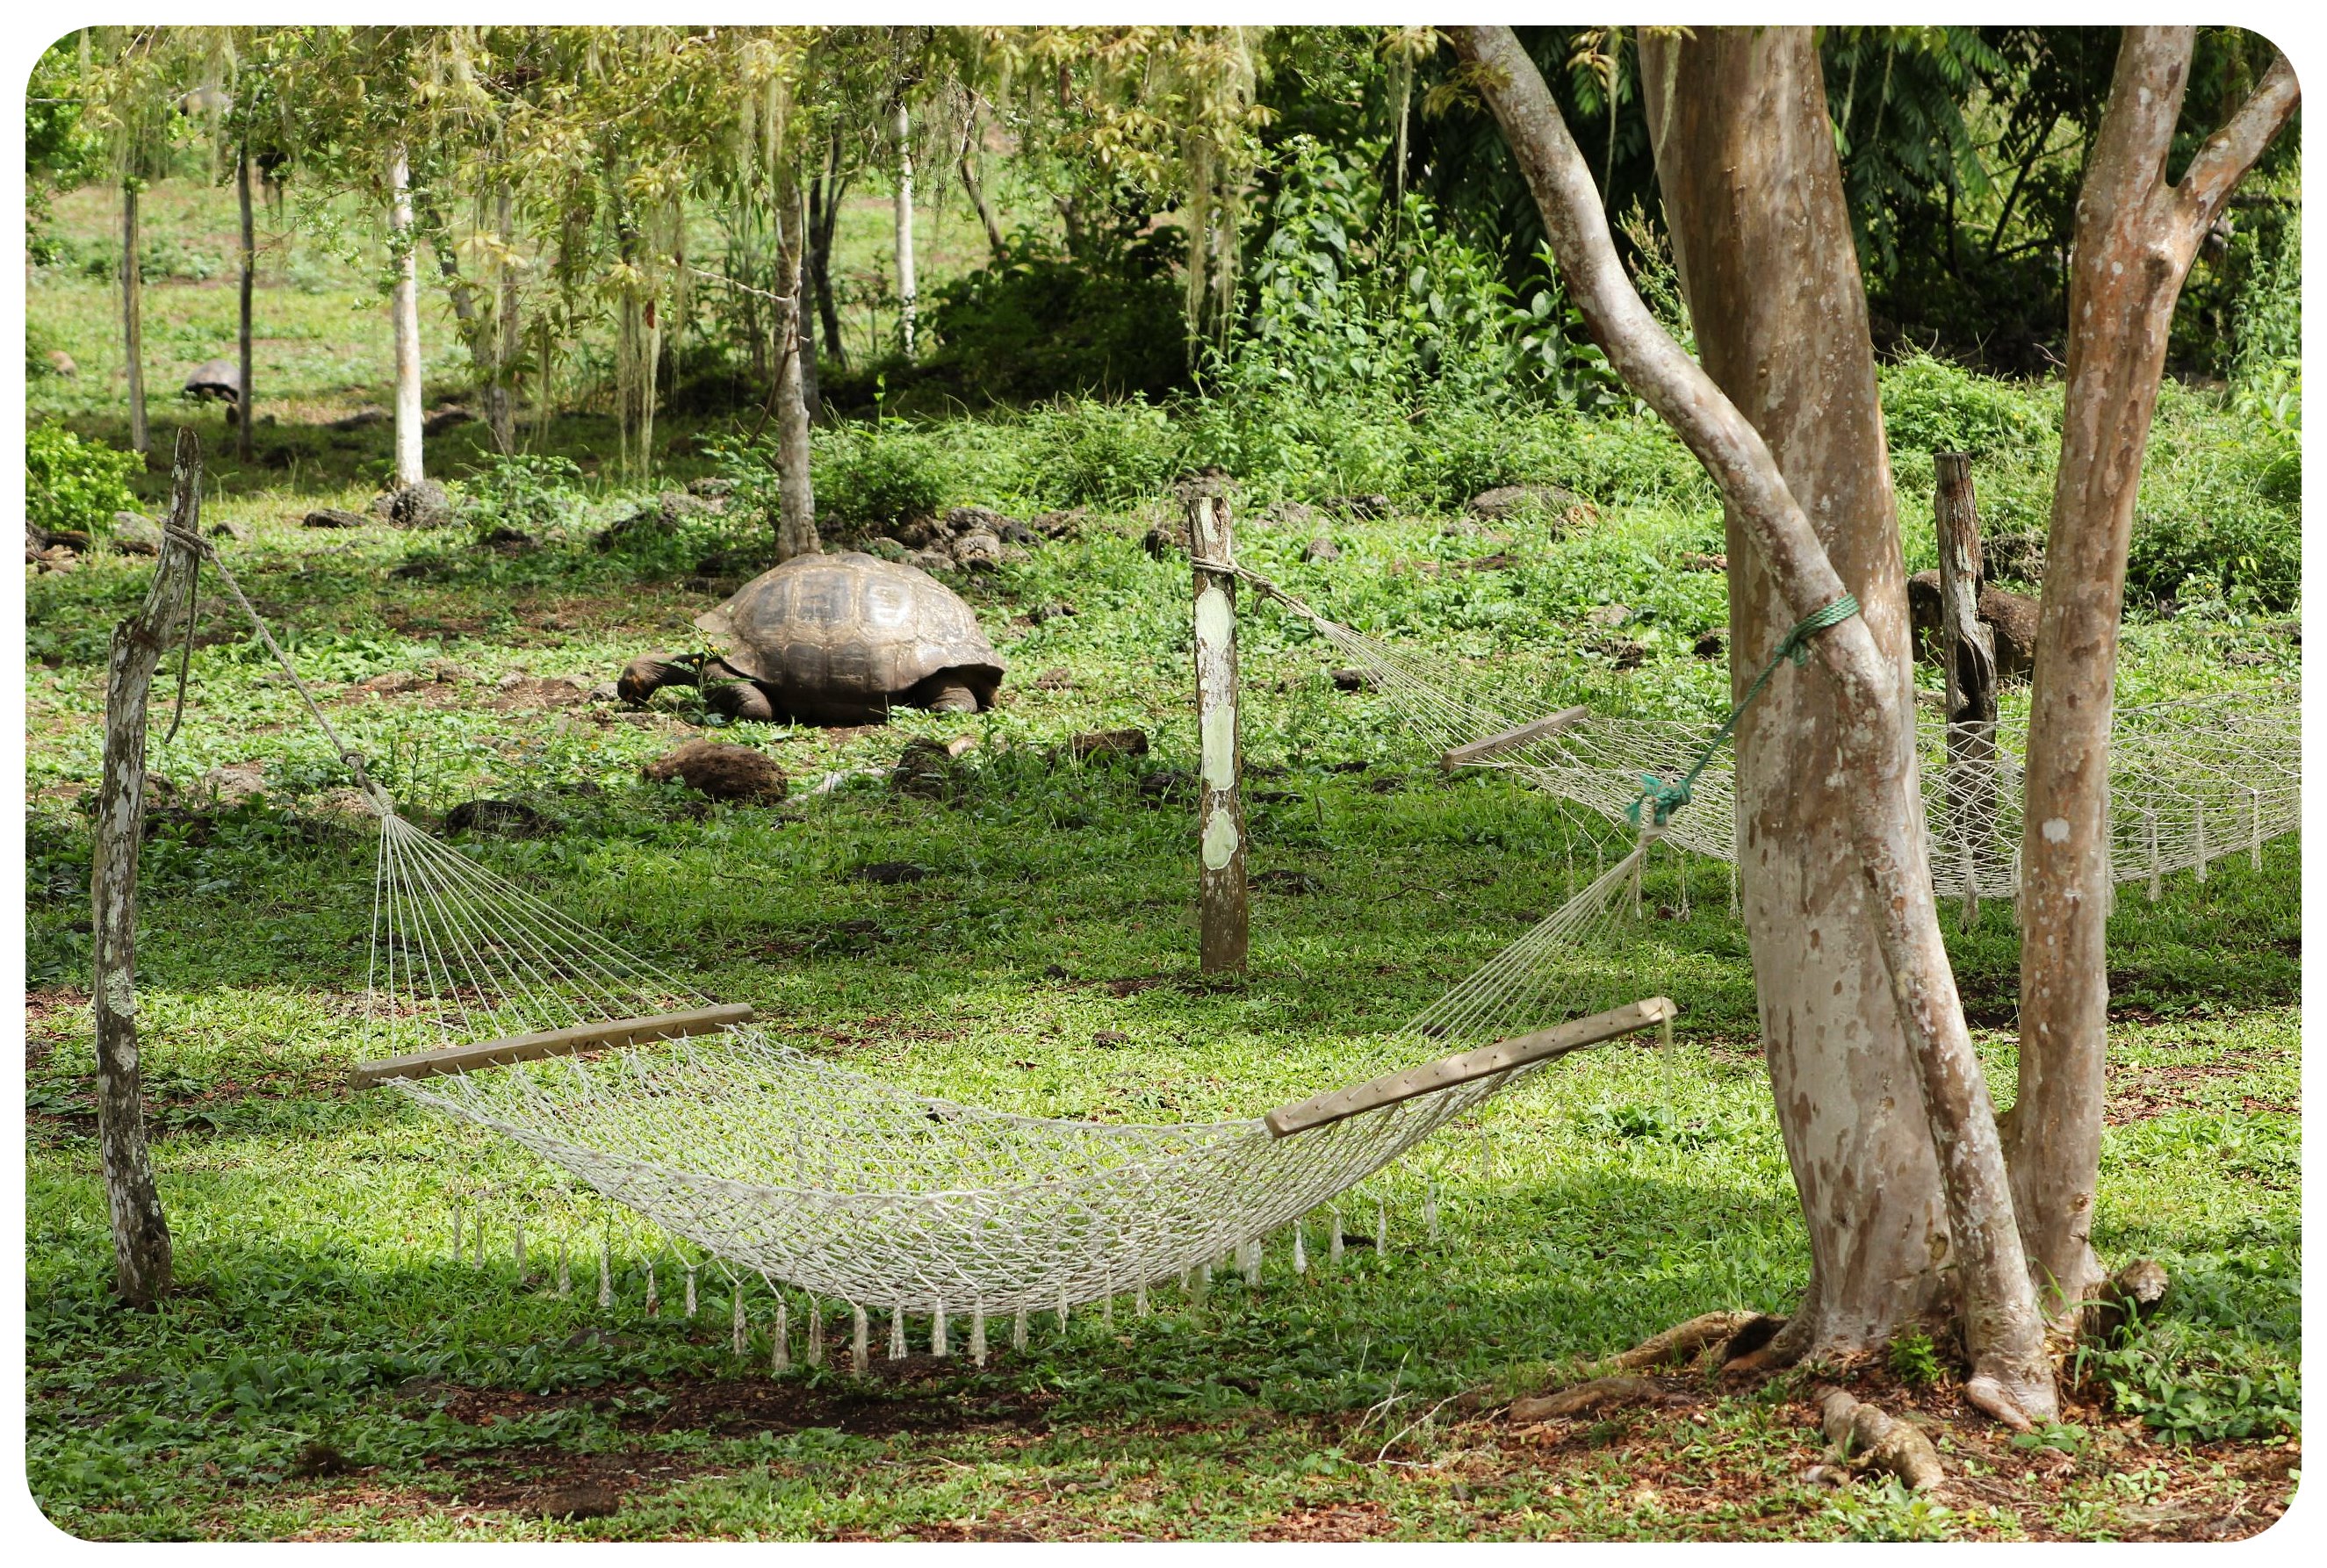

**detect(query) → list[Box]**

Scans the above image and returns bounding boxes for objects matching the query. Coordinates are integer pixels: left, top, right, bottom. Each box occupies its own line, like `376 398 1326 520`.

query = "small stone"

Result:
1030 508 1086 539
1135 766 1196 803
46 349 77 378
1693 630 1725 661
349 671 428 698
688 477 736 499
890 737 961 799
384 479 455 529
999 520 1036 546
1092 1030 1131 1048
910 546 956 574
109 513 163 555
1302 536 1342 564
1070 728 1149 763
1270 500 1319 529
207 516 253 543
530 1485 622 1521
1027 602 1077 625
1142 520 1189 559
641 739 788 803
479 525 536 551
1679 551 1727 573
1034 668 1073 691
1330 667 1372 692
856 860 933 884
944 505 1005 536
1468 483 1587 522
1590 638 1647 672
202 760 270 804
303 507 367 529
954 529 1004 571
658 490 713 526
1587 602 1631 628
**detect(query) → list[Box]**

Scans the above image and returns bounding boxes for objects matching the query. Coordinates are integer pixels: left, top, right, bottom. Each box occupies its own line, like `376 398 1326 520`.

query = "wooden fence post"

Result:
1189 482 1249 975
91 428 205 1305
1935 452 1998 926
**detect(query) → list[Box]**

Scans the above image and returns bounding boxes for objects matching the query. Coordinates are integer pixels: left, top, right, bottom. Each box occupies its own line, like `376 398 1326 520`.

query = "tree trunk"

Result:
961 107 1008 263
1935 454 1998 927
491 186 520 454
893 100 918 357
235 147 255 463
2010 32 2296 1326
1189 485 1249 975
1644 28 1954 1364
122 181 148 455
92 428 204 1307
387 149 425 486
810 135 849 367
772 164 819 561
1457 23 2057 1424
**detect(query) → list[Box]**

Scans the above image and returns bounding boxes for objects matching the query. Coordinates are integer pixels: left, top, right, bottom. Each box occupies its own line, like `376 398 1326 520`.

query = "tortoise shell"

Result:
695 551 1005 723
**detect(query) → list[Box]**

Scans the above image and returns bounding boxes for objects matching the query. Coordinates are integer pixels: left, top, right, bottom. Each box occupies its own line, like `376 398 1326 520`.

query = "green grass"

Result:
24 173 2302 1543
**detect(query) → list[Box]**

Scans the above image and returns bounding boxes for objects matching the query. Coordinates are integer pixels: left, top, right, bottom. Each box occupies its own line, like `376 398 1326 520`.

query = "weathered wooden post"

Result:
1188 478 1249 975
1935 452 1998 926
91 428 205 1305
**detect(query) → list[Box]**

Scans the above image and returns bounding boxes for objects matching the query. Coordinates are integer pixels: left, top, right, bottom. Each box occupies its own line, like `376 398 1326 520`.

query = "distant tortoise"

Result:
620 551 1005 724
184 358 241 412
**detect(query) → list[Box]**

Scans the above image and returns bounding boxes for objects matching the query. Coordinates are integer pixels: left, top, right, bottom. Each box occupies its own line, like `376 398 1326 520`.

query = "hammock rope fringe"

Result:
174 530 2296 1325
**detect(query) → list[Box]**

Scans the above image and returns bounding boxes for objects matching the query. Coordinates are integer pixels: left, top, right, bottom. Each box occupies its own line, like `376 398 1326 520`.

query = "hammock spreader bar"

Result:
350 1003 757 1089
1265 996 1676 1137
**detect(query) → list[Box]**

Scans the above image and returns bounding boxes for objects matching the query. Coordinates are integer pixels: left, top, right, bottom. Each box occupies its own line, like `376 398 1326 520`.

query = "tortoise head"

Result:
617 651 703 705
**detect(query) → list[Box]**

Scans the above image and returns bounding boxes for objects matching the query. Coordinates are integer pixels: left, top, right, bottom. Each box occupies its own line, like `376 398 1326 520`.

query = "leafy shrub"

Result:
27 423 140 538
1878 353 2054 460
1017 397 1186 509
1885 1329 1943 1388
915 232 1190 406
812 420 955 525
457 453 584 536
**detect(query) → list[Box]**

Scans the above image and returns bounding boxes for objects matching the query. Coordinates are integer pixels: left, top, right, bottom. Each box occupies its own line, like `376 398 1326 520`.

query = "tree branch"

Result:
2176 52 2300 225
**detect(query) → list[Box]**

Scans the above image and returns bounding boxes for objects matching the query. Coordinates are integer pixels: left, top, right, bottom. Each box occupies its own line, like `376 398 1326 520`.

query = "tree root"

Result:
1815 1385 1945 1492
1609 1311 1755 1370
1509 1376 1671 1423
2081 1257 2169 1344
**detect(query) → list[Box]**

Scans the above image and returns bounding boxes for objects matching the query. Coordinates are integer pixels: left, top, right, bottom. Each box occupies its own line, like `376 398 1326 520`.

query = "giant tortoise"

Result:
620 551 1005 725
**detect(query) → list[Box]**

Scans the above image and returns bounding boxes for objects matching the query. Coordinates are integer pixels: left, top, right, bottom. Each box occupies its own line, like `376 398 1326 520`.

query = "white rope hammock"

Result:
177 530 2298 1339
1225 564 2299 903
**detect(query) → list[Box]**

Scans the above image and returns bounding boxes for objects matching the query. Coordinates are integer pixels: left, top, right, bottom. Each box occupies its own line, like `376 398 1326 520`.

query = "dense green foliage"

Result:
26 421 141 539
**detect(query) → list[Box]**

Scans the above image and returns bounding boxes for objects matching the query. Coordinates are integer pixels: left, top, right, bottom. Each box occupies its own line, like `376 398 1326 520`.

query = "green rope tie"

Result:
1626 593 1861 831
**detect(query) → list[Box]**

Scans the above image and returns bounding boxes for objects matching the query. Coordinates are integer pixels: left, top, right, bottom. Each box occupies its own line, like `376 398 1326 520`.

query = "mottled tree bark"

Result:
122 180 148 455
2012 32 2296 1324
772 164 820 562
960 106 1008 263
893 99 918 357
1189 486 1248 975
387 148 426 486
1935 455 1997 927
1642 29 1951 1365
92 429 205 1307
1453 23 2056 1423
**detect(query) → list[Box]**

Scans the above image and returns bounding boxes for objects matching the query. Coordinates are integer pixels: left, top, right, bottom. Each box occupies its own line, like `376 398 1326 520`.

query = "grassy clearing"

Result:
24 176 2302 1543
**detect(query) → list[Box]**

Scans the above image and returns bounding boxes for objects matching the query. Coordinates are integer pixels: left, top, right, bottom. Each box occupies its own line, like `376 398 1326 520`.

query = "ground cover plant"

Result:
23 24 2302 1546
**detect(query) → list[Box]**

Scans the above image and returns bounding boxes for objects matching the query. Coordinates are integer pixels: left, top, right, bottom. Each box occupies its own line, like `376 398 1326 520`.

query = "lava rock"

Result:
641 739 788 803
1330 667 1372 691
890 737 962 800
1467 483 1582 521
45 349 77 377
421 406 473 436
109 513 163 555
954 529 1004 571
1135 766 1196 804
328 407 388 431
1070 728 1149 763
1142 519 1190 558
479 526 537 551
1587 602 1631 628
1302 536 1342 564
303 507 367 529
1906 569 2039 679
944 505 1007 536
910 546 957 575
1679 551 1727 572
688 476 736 499
208 516 253 543
856 860 933 884
387 479 456 529
1693 630 1725 661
